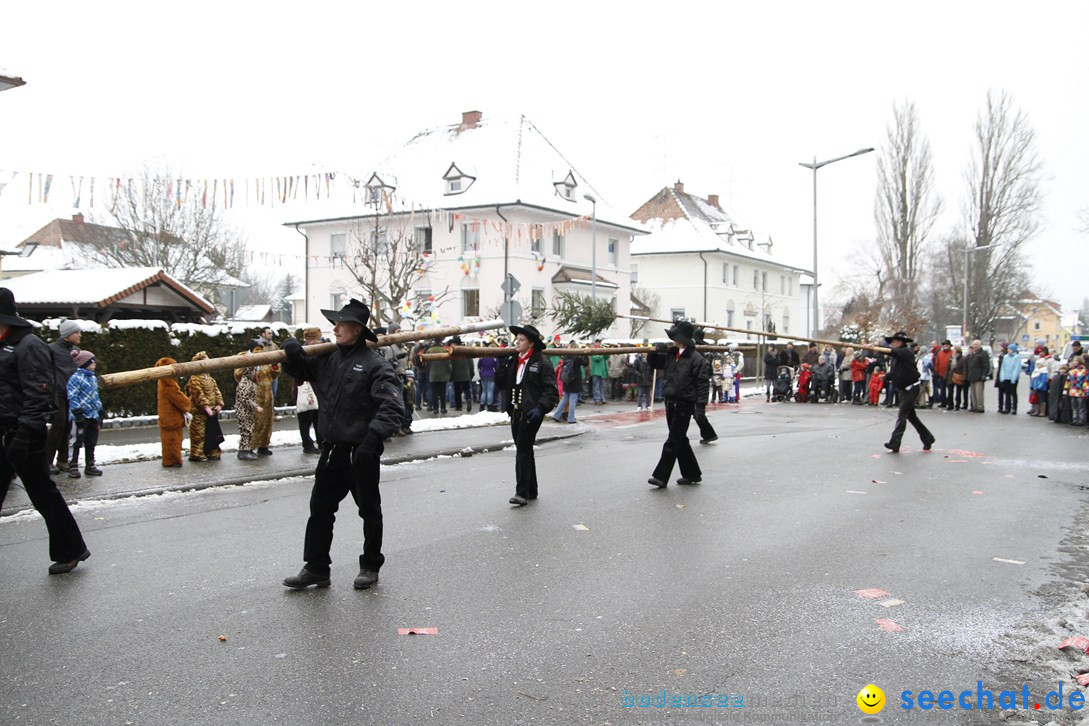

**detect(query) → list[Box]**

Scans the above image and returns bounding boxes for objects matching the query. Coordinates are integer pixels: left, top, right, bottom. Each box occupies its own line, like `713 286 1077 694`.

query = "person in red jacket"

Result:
868 367 886 405
932 340 954 410
850 352 868 404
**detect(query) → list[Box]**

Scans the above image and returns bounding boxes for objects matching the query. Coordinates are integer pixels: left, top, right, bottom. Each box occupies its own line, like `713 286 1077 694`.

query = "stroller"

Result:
772 365 794 402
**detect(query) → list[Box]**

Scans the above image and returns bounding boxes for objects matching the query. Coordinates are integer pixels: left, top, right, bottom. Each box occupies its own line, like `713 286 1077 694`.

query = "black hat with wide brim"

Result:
320 298 379 342
0 288 32 327
666 320 696 348
509 324 546 351
884 331 914 344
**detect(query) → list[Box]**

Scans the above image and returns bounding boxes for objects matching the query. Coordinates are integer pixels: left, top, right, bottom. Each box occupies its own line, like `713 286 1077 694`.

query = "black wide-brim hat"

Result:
320 298 379 342
0 288 32 327
666 320 696 348
884 331 914 344
509 324 546 351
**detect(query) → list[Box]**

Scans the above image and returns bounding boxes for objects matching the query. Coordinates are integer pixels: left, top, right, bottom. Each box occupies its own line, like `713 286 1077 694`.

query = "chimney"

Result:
673 180 684 194
72 213 84 224
460 110 482 130
707 194 720 210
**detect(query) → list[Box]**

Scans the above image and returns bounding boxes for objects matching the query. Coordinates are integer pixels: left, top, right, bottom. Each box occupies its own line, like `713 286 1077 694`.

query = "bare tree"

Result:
88 164 248 299
872 100 943 328
961 89 1043 339
629 285 660 338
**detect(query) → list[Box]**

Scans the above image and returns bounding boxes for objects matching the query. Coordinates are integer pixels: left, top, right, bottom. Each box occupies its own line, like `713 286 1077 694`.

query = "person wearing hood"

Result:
156 357 192 468
279 299 404 590
185 351 225 461
0 289 90 574
250 340 280 455
997 342 1023 414
47 318 83 474
233 341 262 460
646 320 709 487
495 324 559 506
881 332 935 454
65 349 103 478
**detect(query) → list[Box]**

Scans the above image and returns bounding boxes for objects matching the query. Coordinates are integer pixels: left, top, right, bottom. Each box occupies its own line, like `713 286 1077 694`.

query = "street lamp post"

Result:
798 147 874 337
962 243 999 344
583 194 597 301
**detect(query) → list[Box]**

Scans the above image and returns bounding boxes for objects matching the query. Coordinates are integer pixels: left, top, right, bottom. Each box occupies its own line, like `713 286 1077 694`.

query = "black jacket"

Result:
763 350 780 379
559 355 588 394
0 327 57 431
48 338 79 401
966 350 990 382
779 348 800 370
495 350 559 416
886 346 920 389
647 345 709 406
282 339 404 445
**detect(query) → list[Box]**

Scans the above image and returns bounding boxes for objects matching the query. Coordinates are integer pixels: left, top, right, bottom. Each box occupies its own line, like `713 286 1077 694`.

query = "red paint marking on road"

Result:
872 479 887 484
972 490 984 495
588 409 667 429
948 459 968 463
871 454 882 459
855 588 891 599
874 618 903 632
398 627 438 635
1077 674 1089 687
946 449 986 458
1059 636 1089 652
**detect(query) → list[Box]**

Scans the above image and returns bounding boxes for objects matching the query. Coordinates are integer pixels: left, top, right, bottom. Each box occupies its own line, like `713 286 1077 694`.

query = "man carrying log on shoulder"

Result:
882 331 936 454
279 299 404 591
647 320 709 488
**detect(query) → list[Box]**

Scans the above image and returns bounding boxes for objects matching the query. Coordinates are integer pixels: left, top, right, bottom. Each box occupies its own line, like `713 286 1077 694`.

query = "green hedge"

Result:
43 321 307 418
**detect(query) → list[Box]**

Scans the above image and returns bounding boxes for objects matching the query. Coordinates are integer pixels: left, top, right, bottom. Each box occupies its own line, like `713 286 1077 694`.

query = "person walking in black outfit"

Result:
495 324 558 506
0 288 90 574
692 328 718 444
882 331 936 454
279 299 404 590
46 319 81 474
647 320 710 487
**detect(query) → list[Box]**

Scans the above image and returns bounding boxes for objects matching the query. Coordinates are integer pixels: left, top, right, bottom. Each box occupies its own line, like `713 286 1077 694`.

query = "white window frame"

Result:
608 237 618 266
462 222 481 252
415 226 433 254
552 230 564 258
462 288 480 317
670 307 686 320
630 263 639 284
330 232 346 258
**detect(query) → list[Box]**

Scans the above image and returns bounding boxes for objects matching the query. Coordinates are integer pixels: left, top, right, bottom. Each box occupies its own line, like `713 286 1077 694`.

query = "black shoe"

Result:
56 461 70 472
257 448 273 456
48 549 90 575
303 445 320 454
237 450 258 461
922 439 935 451
699 436 718 445
84 465 103 476
883 442 900 453
466 405 472 413
677 477 701 485
283 569 331 589
647 477 667 488
68 468 82 479
400 427 414 436
509 495 528 506
353 568 379 590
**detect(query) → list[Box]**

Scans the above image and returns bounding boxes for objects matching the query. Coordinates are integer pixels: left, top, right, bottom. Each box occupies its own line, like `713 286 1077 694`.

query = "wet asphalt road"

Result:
2 392 1088 725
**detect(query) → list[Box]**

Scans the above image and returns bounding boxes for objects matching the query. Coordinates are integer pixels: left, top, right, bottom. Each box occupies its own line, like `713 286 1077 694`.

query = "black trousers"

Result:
302 443 384 574
69 418 100 466
510 409 543 499
429 382 447 412
652 401 701 482
1 429 87 562
453 381 472 410
297 410 320 448
888 386 934 449
998 381 1018 412
694 409 717 441
46 396 71 466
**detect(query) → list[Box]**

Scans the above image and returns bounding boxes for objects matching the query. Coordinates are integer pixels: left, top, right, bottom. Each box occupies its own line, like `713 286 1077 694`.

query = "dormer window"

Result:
365 172 396 207
443 162 475 196
553 171 577 202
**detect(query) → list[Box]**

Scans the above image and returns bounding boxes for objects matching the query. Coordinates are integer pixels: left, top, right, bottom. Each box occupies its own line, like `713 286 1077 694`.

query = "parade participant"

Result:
46 318 81 474
65 350 103 478
234 341 262 460
646 320 709 487
376 321 414 434
280 299 404 590
155 357 192 467
494 324 558 506
252 345 279 455
0 288 90 574
881 332 935 453
691 328 718 444
185 351 225 462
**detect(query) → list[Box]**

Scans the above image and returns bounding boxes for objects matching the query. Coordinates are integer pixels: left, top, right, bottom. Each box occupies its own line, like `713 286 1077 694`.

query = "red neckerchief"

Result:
0 328 9 343
517 350 533 373
675 346 685 361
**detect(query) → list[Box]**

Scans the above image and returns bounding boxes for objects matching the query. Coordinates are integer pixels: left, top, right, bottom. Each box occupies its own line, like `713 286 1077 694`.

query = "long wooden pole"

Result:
419 344 746 362
99 319 508 390
617 314 892 355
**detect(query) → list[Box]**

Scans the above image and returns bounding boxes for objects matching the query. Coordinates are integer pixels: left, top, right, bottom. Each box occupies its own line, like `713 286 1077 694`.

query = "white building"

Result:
630 182 810 340
285 111 645 339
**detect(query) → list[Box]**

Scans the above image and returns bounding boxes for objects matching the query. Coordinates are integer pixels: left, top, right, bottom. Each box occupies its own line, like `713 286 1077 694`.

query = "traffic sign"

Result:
500 299 523 327
500 274 521 297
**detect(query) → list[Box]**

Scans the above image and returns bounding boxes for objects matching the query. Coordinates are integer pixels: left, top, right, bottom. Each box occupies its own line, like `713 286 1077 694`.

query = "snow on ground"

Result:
91 410 510 464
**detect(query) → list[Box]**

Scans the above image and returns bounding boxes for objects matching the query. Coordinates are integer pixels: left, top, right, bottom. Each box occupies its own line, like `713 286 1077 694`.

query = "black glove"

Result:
282 337 304 364
352 431 384 472
5 425 36 461
73 409 86 425
654 342 668 353
395 351 408 360
523 406 543 424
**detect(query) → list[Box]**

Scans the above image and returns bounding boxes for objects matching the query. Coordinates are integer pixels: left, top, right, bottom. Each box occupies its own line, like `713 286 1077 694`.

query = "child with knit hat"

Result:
66 349 103 478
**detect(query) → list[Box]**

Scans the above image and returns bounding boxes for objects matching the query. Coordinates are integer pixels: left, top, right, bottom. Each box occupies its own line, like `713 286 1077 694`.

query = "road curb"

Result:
0 423 589 517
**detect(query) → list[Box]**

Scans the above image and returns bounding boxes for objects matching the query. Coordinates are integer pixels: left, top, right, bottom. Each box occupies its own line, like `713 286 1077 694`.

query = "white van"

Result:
1060 336 1084 363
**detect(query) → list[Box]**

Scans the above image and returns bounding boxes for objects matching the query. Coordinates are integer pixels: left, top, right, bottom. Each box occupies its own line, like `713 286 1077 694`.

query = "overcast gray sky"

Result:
2 0 1086 311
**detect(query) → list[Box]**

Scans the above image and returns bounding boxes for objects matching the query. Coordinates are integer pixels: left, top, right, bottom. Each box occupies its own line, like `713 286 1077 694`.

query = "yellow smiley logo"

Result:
857 684 885 714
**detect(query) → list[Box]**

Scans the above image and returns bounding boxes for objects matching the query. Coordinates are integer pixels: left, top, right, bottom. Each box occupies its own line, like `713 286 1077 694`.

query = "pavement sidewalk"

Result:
1 421 588 516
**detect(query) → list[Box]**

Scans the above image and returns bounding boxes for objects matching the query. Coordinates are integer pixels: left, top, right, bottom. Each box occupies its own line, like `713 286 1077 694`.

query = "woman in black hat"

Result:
0 288 90 574
646 320 709 487
882 331 936 453
495 324 559 506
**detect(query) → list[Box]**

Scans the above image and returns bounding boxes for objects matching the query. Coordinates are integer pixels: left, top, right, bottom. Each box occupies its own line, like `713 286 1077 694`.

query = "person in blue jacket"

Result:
997 342 1023 414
